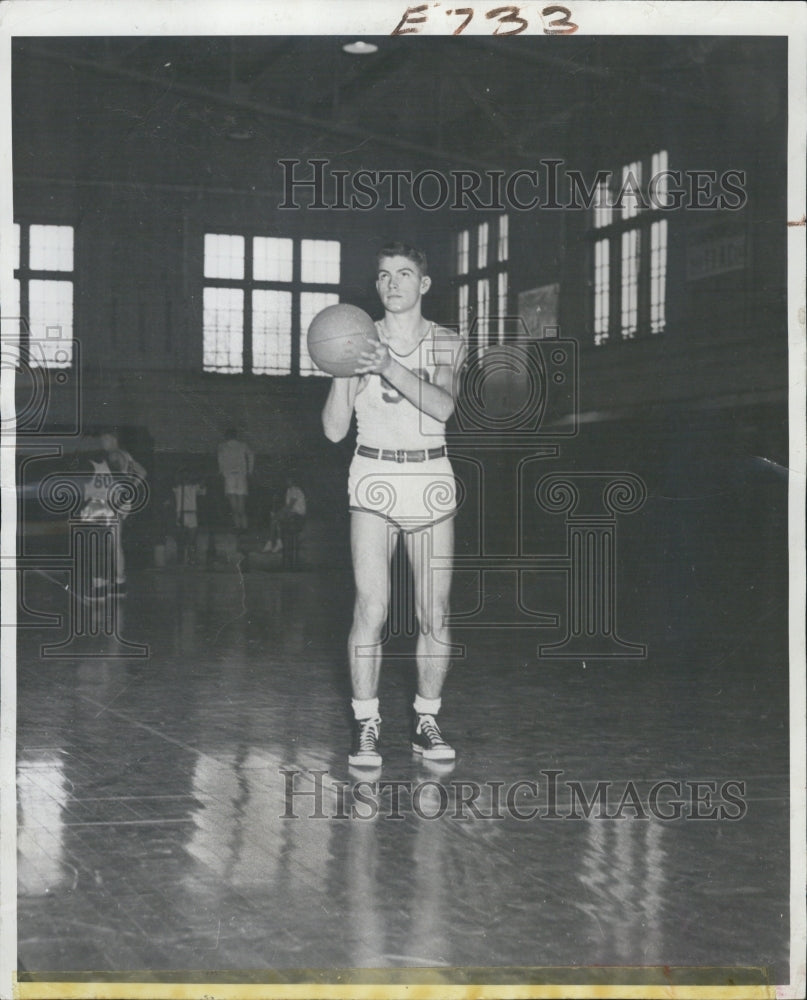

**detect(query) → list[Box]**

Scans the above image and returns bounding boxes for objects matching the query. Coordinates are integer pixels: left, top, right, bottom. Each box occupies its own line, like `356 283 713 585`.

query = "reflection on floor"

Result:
16 537 789 981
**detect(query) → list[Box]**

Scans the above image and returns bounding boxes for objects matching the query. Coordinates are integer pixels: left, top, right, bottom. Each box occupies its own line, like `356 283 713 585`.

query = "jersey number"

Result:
93 474 113 488
381 368 430 404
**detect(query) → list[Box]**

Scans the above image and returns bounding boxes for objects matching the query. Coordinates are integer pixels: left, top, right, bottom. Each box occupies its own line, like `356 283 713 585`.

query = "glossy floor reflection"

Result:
16 555 790 980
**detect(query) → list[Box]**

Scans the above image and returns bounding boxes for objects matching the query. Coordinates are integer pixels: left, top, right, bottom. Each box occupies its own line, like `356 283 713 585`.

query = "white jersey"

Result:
354 323 456 451
81 458 115 519
217 439 254 477
173 484 204 516
83 458 113 504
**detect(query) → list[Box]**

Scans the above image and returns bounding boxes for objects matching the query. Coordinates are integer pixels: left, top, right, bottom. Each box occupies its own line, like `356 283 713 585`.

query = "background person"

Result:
217 427 254 531
172 467 206 566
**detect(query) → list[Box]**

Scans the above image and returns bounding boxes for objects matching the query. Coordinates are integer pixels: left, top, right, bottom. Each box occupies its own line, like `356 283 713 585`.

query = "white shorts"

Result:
348 453 457 532
223 473 248 497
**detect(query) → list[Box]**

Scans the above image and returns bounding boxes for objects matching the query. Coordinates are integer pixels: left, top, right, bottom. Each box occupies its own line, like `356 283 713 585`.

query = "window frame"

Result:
12 221 76 370
201 231 341 377
454 213 510 351
587 151 670 346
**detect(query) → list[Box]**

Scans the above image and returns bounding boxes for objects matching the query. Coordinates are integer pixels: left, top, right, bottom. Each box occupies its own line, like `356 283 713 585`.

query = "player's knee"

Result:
353 593 389 634
417 599 449 635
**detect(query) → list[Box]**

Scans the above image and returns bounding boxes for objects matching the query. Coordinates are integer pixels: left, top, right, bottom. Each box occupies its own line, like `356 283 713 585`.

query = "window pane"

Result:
204 233 245 280
252 289 292 375
301 239 340 284
477 278 490 349
593 178 613 229
458 284 469 338
620 229 640 339
497 215 509 262
253 237 293 282
457 230 469 275
29 225 73 272
594 239 610 346
651 150 669 207
300 291 339 376
497 271 508 343
203 287 244 372
28 279 73 368
477 222 489 270
13 223 20 269
4 277 22 343
621 161 642 220
650 220 668 334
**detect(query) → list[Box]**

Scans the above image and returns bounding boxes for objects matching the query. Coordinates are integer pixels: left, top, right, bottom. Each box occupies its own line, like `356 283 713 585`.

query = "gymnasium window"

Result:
589 150 669 345
454 213 509 351
12 223 75 368
202 234 340 376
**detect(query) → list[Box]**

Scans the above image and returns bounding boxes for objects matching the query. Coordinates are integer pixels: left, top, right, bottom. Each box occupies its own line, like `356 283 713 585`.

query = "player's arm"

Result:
322 374 363 442
356 332 466 423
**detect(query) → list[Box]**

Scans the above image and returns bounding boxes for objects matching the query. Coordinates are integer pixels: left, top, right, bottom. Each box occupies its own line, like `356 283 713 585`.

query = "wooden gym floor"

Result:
13 457 791 986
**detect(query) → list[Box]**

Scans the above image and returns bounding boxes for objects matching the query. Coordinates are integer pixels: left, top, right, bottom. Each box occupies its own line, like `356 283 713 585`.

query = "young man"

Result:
322 242 466 767
217 427 254 531
84 430 148 598
100 430 147 483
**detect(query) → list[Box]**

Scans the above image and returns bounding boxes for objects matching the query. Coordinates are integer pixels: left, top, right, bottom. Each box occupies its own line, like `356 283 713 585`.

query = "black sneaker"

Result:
412 713 456 761
348 715 382 767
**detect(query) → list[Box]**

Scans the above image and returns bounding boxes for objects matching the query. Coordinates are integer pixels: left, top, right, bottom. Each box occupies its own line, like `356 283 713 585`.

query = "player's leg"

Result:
225 491 239 529
272 510 285 552
405 516 456 760
235 494 247 530
112 518 127 596
187 526 198 565
347 509 397 766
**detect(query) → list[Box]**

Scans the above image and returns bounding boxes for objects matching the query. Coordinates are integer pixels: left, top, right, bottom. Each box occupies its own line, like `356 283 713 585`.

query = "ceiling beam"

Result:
22 42 511 172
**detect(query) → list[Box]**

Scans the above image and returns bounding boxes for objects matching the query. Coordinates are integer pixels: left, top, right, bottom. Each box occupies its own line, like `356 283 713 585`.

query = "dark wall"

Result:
12 36 789 466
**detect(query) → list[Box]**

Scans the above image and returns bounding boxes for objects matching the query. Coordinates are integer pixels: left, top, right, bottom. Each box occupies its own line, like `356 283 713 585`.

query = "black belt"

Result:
357 445 447 463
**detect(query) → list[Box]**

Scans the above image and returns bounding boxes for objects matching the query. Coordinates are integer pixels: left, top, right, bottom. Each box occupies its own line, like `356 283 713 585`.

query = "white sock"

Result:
414 695 441 716
352 697 380 720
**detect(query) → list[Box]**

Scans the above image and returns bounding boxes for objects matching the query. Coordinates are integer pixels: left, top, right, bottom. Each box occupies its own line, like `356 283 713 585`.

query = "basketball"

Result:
307 304 379 377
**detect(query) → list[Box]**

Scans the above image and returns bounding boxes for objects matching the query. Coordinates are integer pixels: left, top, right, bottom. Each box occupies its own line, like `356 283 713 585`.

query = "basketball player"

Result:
322 242 466 767
217 428 254 531
85 430 148 597
79 448 126 598
172 468 206 566
100 430 147 483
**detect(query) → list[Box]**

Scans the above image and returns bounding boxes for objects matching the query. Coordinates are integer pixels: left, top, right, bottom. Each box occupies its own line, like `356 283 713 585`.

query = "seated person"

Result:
264 476 306 554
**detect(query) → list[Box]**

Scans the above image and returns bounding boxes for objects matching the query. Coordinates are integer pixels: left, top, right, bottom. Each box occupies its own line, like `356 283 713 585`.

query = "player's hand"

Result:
354 341 393 376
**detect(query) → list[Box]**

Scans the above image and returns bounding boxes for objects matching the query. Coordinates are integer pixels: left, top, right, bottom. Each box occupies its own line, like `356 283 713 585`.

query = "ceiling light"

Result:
342 40 378 55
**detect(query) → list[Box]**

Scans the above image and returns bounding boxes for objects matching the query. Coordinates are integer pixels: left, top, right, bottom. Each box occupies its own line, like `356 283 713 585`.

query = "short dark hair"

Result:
106 449 128 472
224 427 238 439
376 242 428 276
